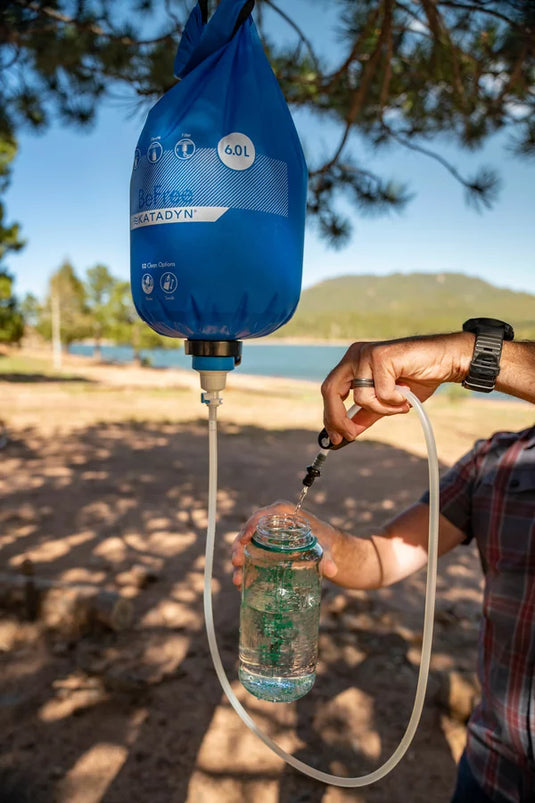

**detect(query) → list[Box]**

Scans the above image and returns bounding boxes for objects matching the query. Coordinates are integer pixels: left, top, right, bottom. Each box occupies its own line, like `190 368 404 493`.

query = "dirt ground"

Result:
1 349 533 803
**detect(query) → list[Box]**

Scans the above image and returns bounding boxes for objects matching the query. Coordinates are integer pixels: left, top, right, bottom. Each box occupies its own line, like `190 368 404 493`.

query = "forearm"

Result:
327 526 427 590
326 527 386 590
326 503 464 590
496 341 535 403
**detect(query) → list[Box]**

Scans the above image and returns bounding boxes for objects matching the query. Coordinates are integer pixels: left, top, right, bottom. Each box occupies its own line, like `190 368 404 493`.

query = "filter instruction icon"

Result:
175 138 196 159
147 141 163 163
160 272 178 294
142 273 154 294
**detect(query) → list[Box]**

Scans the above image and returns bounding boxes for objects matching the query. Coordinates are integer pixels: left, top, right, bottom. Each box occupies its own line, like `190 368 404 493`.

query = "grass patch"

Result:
0 352 86 383
0 353 53 375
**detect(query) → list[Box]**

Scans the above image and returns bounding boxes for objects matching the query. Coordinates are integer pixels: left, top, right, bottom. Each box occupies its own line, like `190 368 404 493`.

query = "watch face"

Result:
462 318 509 392
463 318 514 340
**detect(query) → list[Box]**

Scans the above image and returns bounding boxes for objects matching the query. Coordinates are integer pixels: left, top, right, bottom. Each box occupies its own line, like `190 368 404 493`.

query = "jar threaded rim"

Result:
252 513 315 552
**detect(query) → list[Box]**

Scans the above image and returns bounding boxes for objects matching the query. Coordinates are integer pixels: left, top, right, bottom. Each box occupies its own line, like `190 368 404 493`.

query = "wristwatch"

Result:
462 318 514 393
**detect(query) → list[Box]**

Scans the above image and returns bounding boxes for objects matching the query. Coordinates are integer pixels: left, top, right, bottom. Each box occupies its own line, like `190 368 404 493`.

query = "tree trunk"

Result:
51 291 62 370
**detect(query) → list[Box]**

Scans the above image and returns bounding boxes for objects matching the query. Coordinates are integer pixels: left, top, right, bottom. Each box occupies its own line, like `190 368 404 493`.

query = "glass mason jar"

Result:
239 513 323 702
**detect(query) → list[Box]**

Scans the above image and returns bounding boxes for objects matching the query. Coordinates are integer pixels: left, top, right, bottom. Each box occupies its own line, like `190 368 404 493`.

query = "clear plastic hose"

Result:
203 386 440 786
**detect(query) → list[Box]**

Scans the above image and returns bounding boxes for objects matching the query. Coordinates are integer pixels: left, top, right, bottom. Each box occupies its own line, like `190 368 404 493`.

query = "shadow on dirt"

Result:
0 419 481 802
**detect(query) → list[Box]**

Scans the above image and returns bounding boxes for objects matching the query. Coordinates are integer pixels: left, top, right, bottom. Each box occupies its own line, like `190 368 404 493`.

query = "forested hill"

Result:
275 273 535 341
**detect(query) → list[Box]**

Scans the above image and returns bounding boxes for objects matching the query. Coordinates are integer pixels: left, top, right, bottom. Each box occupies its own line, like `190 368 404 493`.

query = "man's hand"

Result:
321 332 473 445
231 500 339 588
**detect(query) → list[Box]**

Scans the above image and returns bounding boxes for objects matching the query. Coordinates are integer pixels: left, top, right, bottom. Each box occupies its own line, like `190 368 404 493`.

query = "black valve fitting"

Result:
303 464 321 487
301 451 328 487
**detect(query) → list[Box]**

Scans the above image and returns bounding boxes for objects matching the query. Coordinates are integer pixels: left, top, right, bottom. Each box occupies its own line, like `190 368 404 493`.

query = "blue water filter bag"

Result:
130 0 308 371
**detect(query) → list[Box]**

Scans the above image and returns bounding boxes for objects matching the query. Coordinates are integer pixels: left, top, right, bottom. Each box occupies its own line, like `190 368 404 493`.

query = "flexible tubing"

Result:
203 386 440 786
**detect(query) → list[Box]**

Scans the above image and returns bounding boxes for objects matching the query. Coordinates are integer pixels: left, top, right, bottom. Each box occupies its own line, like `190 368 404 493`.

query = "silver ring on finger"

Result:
351 378 375 389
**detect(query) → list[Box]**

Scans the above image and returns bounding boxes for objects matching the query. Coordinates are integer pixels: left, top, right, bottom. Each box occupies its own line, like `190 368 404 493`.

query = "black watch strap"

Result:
462 318 514 393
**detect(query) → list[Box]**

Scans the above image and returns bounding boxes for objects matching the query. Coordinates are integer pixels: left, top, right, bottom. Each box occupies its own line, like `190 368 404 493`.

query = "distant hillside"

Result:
274 272 535 340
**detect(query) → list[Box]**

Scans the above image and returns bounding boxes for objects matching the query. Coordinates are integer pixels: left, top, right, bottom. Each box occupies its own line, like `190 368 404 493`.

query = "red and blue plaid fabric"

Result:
426 426 535 802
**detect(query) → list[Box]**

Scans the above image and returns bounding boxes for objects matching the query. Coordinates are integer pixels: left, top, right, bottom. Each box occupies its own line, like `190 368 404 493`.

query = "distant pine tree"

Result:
0 270 23 344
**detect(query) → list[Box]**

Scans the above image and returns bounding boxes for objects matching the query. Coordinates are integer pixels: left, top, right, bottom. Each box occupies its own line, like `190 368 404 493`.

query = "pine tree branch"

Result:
263 0 320 72
323 5 382 88
493 40 531 106
379 0 394 110
12 0 178 46
314 0 394 175
381 122 496 202
421 0 467 109
438 1 528 30
395 0 431 34
340 162 389 185
388 129 466 182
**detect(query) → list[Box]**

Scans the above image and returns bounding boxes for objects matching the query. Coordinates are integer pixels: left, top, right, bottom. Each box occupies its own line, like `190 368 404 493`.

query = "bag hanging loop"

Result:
176 0 255 79
199 0 254 31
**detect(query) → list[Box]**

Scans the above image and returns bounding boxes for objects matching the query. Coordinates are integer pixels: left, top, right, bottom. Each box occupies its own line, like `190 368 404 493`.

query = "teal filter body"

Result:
130 0 308 357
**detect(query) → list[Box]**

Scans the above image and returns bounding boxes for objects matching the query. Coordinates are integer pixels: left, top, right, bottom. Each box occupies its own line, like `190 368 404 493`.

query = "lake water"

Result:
69 342 349 383
68 341 522 403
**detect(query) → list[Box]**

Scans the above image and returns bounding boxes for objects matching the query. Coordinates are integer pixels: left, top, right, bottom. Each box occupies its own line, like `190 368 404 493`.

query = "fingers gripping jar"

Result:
239 514 323 702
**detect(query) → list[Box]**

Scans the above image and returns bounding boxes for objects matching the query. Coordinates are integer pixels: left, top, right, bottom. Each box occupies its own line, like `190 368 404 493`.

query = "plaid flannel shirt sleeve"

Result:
420 439 488 544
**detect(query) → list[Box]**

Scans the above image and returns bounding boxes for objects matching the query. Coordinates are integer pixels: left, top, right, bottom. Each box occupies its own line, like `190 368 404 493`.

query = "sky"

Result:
5 0 535 302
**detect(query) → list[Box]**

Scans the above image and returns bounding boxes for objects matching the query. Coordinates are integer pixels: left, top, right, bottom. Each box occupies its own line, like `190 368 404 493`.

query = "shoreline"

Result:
17 343 531 408
65 336 356 348
7 343 534 402
2 345 533 467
